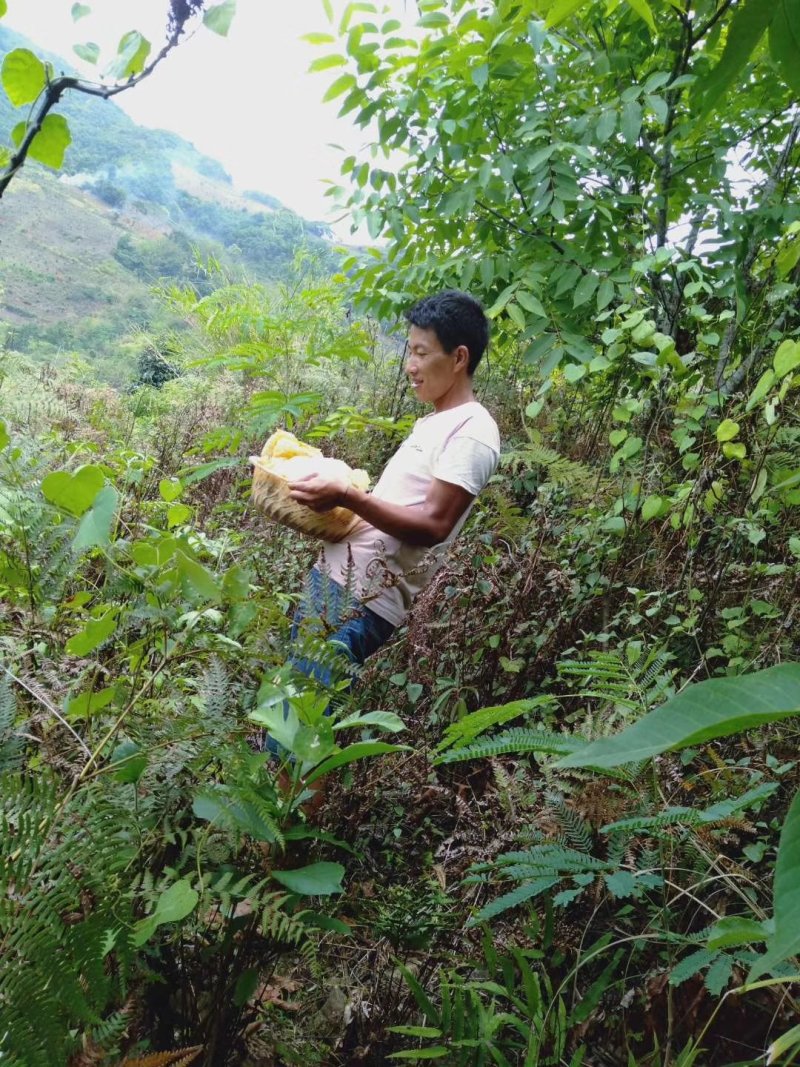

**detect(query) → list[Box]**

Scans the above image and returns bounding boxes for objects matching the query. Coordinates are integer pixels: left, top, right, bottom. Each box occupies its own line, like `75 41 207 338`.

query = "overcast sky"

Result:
4 0 413 224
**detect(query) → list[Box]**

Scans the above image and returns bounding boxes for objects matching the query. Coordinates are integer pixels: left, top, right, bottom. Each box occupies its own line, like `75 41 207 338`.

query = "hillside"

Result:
0 24 337 380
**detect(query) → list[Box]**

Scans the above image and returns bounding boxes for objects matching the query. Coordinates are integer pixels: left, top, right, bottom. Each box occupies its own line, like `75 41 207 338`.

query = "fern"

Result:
435 695 557 755
121 1048 203 1067
434 726 586 765
0 671 24 774
501 437 599 496
547 792 595 853
0 776 137 1066
557 647 674 732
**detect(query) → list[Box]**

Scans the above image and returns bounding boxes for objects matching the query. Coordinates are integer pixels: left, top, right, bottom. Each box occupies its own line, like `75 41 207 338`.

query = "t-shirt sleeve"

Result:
432 435 499 495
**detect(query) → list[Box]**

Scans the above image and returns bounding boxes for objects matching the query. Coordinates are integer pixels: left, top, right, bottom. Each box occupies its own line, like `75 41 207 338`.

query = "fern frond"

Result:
500 440 598 496
601 807 701 835
546 793 594 853
0 671 25 774
470 877 560 925
121 1047 203 1067
433 727 585 765
435 696 557 754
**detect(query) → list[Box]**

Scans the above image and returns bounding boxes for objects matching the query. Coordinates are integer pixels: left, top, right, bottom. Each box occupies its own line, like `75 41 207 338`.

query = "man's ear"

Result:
453 344 470 372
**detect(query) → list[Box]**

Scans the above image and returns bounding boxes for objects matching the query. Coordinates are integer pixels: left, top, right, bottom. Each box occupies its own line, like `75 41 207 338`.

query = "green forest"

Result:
2 0 800 1064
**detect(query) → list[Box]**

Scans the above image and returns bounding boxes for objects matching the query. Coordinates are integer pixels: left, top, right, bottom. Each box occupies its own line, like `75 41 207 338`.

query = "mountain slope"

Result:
0 24 338 380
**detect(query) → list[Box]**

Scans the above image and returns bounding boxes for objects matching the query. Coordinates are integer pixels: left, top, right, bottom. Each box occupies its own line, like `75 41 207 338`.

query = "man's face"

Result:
405 325 461 405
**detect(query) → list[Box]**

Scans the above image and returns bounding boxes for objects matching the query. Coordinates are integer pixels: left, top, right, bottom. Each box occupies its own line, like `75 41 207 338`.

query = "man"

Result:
284 289 500 683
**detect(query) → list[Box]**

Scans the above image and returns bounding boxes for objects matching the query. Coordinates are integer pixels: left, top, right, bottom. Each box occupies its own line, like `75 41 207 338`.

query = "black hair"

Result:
404 289 489 375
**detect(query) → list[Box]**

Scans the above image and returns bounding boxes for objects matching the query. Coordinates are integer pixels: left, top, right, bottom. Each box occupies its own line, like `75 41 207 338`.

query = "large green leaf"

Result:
41 465 105 516
769 0 800 95
107 30 151 80
0 2 7 20
1 48 46 107
73 484 118 553
271 861 344 896
65 608 118 656
203 0 236 37
751 787 800 978
304 741 410 785
176 550 222 603
73 42 100 65
696 0 775 113
132 879 199 946
19 113 72 169
555 664 800 769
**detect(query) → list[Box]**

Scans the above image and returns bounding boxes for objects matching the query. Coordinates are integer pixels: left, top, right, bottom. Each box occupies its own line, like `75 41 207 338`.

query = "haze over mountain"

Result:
0 24 338 383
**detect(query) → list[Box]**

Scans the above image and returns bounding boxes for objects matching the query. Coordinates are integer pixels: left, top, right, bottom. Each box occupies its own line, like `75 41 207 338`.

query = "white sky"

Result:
3 0 414 224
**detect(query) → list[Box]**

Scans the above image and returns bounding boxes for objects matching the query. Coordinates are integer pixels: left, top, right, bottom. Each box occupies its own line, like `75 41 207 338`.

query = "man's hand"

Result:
287 472 348 513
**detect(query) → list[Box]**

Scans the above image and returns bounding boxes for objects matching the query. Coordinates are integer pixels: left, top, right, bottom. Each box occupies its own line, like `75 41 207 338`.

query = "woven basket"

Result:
249 458 360 543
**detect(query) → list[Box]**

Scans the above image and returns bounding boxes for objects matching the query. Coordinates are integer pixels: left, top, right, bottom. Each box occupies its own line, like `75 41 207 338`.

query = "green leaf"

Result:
563 362 587 383
309 53 348 72
388 1052 450 1061
752 786 800 979
110 740 147 784
73 42 100 64
2 48 46 107
65 609 118 656
697 0 774 112
706 916 770 950
26 113 72 168
507 301 526 329
546 0 589 28
334 710 406 733
746 368 776 411
768 1024 800 1065
620 99 642 145
597 277 614 310
67 686 114 721
555 663 800 769
71 3 91 19
41 465 105 516
304 742 410 785
0 1 7 19
302 32 337 44
716 418 740 442
604 870 639 898
596 109 616 142
176 550 222 603
167 503 192 528
573 273 598 308
0 420 8 450
323 72 357 102
769 0 800 95
626 0 656 33
774 339 800 378
723 441 747 460
132 879 199 946
271 861 345 896
203 0 236 36
159 478 183 502
641 495 663 521
108 30 151 79
517 289 547 317
73 485 118 553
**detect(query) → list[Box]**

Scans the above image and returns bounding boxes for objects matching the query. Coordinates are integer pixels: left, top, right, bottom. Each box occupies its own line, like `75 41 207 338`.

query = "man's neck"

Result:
431 379 475 413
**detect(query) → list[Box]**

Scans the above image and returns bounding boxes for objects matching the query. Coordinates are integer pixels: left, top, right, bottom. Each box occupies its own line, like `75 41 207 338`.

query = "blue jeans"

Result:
264 567 395 755
289 566 396 685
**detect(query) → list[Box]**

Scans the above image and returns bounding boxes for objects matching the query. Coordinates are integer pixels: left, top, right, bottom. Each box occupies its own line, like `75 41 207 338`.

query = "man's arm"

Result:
287 473 474 548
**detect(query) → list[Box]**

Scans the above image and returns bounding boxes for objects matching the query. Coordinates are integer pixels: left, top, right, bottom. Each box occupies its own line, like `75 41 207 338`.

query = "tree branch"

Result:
0 3 205 199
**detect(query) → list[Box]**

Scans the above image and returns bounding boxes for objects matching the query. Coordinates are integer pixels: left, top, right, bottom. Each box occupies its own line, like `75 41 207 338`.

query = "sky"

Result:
3 0 414 225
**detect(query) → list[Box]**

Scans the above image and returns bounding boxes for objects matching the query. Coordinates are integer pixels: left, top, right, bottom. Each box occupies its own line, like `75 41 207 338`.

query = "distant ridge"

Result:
0 24 338 382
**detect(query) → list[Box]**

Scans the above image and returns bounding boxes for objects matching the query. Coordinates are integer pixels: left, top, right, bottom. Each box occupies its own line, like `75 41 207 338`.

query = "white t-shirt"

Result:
319 400 500 626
